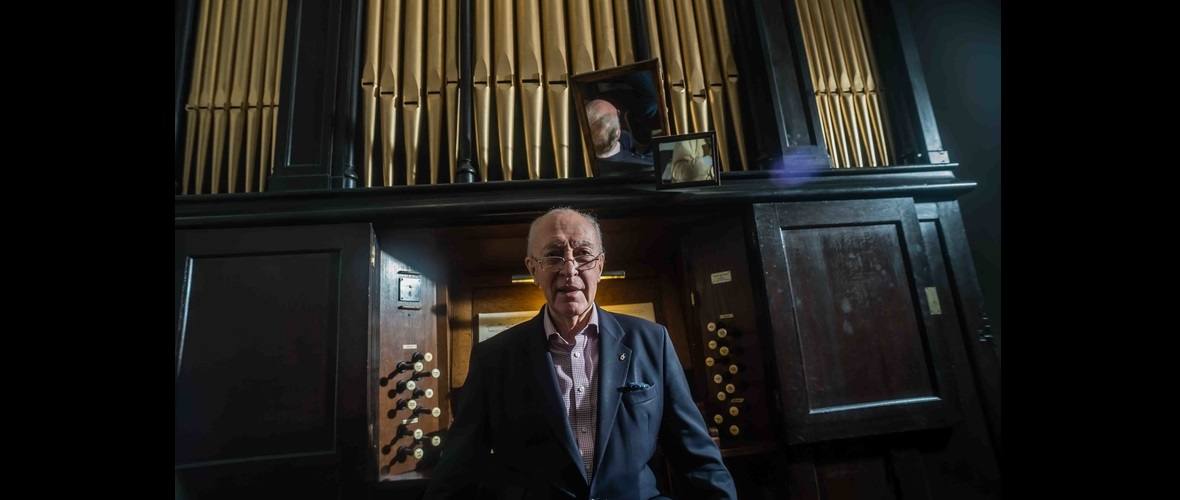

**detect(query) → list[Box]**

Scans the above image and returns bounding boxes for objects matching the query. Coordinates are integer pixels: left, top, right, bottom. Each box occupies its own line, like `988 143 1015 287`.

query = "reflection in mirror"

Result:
571 59 669 178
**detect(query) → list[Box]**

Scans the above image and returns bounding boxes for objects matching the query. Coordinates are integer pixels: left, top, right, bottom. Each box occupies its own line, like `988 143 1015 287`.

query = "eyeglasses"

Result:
531 252 604 272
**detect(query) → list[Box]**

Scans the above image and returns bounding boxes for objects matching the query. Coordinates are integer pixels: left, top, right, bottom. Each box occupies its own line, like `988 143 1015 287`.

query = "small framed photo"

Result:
653 132 721 189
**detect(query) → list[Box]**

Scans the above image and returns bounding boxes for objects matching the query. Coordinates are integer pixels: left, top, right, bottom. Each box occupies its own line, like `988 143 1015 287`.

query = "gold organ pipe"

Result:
493 0 516 180
196 0 227 194
517 0 544 179
402 0 425 185
825 0 864 167
826 0 853 162
473 0 492 180
809 0 850 167
259 0 284 191
592 0 618 69
426 0 446 184
227 0 258 193
444 0 460 181
794 0 894 168
568 0 596 75
643 0 661 66
710 0 748 170
244 0 271 192
692 0 721 109
643 0 664 142
360 0 382 186
794 0 831 164
378 0 403 185
816 0 844 167
849 0 890 165
569 0 596 176
211 0 242 194
850 0 883 166
674 0 708 133
545 86 572 179
655 0 688 135
834 0 873 166
182 0 214 194
543 0 571 178
691 0 729 172
613 0 635 65
801 0 840 166
268 0 288 181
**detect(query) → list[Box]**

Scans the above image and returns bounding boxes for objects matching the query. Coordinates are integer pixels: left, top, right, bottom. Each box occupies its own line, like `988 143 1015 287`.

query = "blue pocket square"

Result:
618 382 652 392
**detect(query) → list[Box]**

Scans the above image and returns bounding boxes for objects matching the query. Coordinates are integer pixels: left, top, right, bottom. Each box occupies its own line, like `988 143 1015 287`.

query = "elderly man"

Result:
425 208 736 499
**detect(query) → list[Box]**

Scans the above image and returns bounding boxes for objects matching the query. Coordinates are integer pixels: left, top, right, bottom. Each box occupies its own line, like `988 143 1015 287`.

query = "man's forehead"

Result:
540 238 597 251
528 210 601 252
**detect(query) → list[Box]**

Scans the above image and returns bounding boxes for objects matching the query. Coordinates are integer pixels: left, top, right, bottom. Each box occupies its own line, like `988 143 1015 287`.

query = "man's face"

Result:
525 211 604 319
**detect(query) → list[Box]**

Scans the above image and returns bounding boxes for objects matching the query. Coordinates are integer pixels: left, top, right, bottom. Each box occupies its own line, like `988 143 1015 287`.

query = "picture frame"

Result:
652 131 721 189
570 58 669 178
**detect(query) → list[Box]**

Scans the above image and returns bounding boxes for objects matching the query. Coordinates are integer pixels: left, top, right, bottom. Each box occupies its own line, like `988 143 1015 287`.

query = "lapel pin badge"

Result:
619 353 627 361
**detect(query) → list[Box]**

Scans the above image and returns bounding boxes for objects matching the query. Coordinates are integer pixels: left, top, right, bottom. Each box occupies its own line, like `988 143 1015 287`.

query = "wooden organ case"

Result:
174 0 1000 498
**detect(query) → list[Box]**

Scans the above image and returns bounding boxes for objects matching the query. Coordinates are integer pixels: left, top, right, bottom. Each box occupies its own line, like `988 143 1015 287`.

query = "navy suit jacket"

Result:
424 307 736 500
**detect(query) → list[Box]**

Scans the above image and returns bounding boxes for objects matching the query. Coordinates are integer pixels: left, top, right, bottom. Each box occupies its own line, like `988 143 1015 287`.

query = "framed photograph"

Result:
653 132 721 189
570 58 669 178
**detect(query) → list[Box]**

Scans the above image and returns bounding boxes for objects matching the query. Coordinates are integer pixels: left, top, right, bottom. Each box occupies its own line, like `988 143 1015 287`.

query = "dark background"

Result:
903 0 1001 342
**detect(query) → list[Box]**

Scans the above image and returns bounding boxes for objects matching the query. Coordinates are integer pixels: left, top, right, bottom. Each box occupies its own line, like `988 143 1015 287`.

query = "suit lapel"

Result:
523 308 588 481
593 308 632 475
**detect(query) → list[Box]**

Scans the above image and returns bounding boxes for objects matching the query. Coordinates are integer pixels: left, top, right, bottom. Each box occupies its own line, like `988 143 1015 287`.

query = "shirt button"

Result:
576 386 584 393
572 352 580 358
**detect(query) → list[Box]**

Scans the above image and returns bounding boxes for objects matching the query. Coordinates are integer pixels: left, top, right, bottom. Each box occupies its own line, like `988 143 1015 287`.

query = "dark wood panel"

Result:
736 202 998 500
785 448 822 500
887 448 933 500
175 223 374 497
176 251 339 465
779 429 999 500
753 199 958 444
783 224 934 410
814 444 896 500
175 455 341 500
915 219 1001 498
931 202 1001 452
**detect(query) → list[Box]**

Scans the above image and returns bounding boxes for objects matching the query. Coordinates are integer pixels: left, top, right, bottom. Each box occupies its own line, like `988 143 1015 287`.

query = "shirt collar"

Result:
543 304 599 342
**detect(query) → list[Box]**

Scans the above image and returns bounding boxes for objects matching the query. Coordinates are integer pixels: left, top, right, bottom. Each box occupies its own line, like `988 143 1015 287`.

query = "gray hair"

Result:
526 207 605 256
